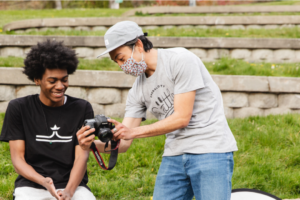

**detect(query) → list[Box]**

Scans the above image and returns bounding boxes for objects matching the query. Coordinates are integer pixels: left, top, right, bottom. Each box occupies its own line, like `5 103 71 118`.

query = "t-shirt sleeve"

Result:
0 101 25 142
84 102 94 121
75 102 94 146
124 83 147 121
172 52 205 95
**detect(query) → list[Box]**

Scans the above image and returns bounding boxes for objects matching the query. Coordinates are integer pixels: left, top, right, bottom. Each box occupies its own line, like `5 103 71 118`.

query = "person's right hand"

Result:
76 126 95 151
42 177 61 200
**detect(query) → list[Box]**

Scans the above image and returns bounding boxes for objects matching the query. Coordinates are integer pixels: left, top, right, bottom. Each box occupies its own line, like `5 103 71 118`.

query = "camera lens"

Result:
99 128 113 143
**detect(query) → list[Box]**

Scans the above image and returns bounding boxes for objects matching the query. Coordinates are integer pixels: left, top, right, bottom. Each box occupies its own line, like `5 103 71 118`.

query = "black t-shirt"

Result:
0 94 94 190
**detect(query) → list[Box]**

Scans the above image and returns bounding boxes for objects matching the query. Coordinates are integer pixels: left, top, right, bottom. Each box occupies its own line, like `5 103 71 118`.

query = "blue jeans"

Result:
153 152 234 200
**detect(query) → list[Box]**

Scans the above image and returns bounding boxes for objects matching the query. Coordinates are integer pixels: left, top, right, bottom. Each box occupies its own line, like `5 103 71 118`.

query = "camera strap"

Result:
90 140 120 170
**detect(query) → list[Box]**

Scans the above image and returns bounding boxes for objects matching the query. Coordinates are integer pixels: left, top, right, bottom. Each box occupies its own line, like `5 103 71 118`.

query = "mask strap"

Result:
131 45 135 58
131 45 144 61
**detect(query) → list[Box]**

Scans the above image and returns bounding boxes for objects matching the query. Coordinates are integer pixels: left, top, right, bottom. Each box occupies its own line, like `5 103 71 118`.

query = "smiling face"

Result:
35 68 69 107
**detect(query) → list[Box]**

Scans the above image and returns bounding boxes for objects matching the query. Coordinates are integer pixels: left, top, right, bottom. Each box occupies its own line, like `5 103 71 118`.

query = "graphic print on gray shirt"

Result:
125 48 238 156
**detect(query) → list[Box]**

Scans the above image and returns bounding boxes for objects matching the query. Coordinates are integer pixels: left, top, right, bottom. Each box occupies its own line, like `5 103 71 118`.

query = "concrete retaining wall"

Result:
122 6 300 16
0 67 299 119
2 35 300 62
4 16 300 32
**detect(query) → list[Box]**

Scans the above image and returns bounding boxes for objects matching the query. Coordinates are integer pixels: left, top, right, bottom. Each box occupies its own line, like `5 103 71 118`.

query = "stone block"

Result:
268 77 300 93
73 47 94 58
189 48 207 59
215 25 228 29
146 110 157 120
91 103 105 115
0 68 33 85
0 47 24 57
251 49 274 62
233 107 264 119
0 85 15 101
94 48 110 58
222 92 248 108
74 26 91 31
224 106 234 119
177 25 193 29
212 75 269 92
249 93 277 108
16 86 40 98
163 25 175 29
246 25 263 29
65 87 87 100
143 26 159 30
88 88 121 104
121 89 130 104
68 70 136 88
263 25 279 29
273 49 295 62
195 25 209 29
25 28 38 33
24 47 32 55
280 24 295 29
265 107 292 116
15 30 25 34
92 26 107 31
291 109 300 114
207 49 229 60
0 101 9 113
105 103 126 118
231 49 252 60
39 27 56 32
295 50 300 62
230 25 245 30
278 94 300 109
57 27 73 31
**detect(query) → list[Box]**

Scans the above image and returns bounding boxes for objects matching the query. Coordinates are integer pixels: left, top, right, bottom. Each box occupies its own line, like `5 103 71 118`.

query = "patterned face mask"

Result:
120 45 147 77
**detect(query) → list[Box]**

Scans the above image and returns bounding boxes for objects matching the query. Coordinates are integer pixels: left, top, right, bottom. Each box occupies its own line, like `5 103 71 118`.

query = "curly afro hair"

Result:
23 40 78 82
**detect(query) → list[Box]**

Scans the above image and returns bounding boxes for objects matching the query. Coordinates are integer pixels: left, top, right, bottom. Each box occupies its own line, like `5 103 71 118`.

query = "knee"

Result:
72 187 96 200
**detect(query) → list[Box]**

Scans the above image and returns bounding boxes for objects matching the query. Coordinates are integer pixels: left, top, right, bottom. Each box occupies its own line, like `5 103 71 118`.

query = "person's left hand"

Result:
57 189 73 200
108 119 135 141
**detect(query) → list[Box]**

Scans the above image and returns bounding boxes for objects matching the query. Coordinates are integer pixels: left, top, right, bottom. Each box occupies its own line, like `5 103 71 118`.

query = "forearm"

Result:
132 112 188 139
64 152 89 195
94 139 133 153
12 157 45 186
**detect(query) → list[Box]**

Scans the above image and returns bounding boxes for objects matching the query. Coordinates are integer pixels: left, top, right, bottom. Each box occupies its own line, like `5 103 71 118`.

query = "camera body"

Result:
83 115 115 143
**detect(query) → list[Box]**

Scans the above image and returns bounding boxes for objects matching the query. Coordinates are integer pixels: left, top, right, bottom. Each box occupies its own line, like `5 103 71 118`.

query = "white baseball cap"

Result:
97 21 144 58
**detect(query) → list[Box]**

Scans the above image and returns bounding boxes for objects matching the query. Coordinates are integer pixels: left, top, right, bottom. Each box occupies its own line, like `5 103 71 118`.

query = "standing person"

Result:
77 21 238 200
0 40 96 200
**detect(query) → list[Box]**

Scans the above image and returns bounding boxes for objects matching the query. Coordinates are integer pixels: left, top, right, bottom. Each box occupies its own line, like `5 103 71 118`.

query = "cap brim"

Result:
96 44 121 58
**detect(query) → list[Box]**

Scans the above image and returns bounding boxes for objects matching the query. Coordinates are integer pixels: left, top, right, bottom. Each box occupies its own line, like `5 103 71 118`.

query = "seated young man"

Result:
0 40 96 200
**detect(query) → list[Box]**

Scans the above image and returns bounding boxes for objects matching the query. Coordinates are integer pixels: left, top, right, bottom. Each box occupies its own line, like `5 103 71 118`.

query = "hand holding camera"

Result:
77 115 120 170
83 115 115 143
77 115 115 150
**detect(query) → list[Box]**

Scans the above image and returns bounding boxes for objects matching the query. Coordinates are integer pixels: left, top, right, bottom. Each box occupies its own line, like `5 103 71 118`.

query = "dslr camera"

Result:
83 114 115 143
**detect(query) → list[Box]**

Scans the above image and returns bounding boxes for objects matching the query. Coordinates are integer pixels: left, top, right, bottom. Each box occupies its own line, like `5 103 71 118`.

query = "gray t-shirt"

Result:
125 48 238 156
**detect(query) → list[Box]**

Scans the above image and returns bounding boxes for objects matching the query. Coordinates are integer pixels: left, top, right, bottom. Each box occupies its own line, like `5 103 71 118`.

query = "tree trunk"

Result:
109 0 120 9
55 0 62 10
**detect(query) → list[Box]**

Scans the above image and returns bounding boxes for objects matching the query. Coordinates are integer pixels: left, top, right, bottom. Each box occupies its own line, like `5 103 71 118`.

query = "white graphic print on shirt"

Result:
36 125 72 143
151 86 174 119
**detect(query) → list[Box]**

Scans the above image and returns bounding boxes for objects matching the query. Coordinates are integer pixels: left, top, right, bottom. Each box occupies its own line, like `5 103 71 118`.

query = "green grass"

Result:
1 57 300 77
0 8 129 29
231 114 300 199
4 27 300 39
135 11 300 17
1 7 300 31
2 113 300 199
205 57 300 77
246 0 300 6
